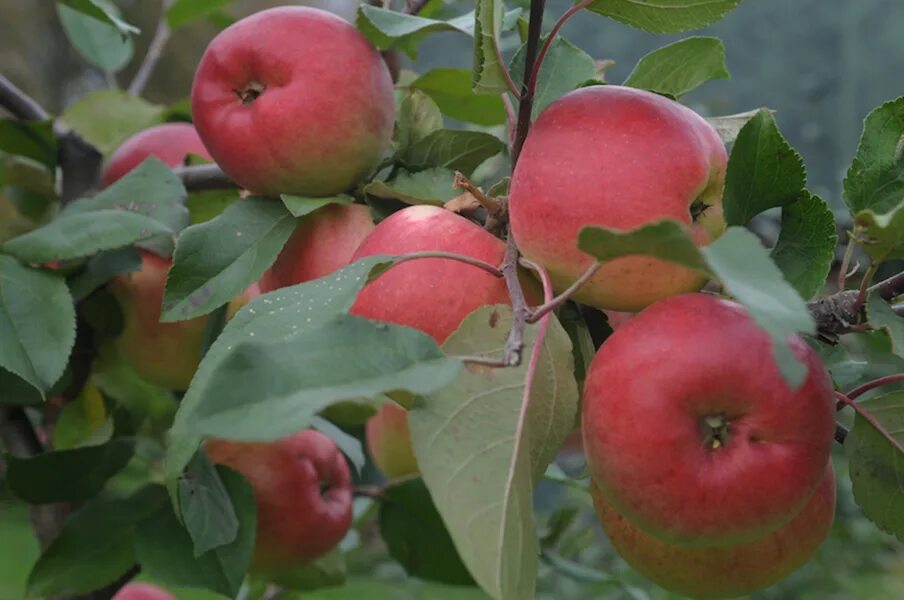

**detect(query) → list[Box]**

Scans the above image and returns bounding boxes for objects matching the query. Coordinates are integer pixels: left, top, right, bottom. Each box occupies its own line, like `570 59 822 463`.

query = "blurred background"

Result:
1 0 903 598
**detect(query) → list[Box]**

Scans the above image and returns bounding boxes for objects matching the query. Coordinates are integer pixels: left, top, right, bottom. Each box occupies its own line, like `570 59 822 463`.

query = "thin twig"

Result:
807 269 904 336
0 74 49 120
852 263 879 313
174 164 238 191
453 171 506 220
510 0 546 165
456 355 509 368
128 0 175 97
392 251 504 278
835 390 904 455
527 0 594 93
526 260 600 323
836 236 856 291
494 40 521 99
846 373 904 401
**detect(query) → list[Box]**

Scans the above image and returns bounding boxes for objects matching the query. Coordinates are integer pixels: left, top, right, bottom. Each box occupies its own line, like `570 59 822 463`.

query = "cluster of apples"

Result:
99 4 837 597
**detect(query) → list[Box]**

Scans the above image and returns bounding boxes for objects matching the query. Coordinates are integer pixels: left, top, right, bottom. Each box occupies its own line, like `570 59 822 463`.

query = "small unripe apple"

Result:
260 203 375 292
191 7 395 197
111 582 176 600
509 86 728 311
593 465 835 599
205 430 353 570
583 293 835 546
100 123 210 188
366 402 418 478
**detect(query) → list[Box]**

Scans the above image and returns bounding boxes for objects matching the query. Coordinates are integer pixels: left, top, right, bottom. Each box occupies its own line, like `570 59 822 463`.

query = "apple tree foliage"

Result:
0 1 902 599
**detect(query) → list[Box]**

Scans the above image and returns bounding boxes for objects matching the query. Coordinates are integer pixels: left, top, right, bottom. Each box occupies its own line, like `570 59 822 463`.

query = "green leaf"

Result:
770 192 837 300
61 90 164 155
706 108 773 145
701 227 814 386
510 37 597 120
586 0 744 34
281 194 354 218
393 90 444 155
162 198 295 322
624 36 729 98
473 0 508 95
68 246 142 302
135 468 255 597
847 391 904 543
844 96 904 216
4 439 133 504
187 190 240 224
722 109 806 226
866 292 904 359
409 306 579 600
57 2 133 73
853 202 904 262
167 0 234 29
402 130 505 176
183 315 461 440
410 69 506 126
178 452 239 556
166 257 393 480
0 256 75 397
3 209 172 263
263 547 346 591
0 119 57 170
52 390 114 449
26 485 167 598
57 0 139 36
364 168 459 206
380 478 474 585
577 219 713 277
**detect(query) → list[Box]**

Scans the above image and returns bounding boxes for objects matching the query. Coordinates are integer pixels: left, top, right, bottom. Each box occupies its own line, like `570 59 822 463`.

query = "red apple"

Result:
582 293 835 546
260 203 375 292
366 402 418 478
112 582 176 600
205 430 352 570
191 7 395 197
593 465 835 600
100 123 210 188
350 205 515 344
509 85 728 311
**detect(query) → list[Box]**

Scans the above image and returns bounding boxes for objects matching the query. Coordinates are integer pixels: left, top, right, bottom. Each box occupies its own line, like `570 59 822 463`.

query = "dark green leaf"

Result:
68 246 142 301
411 69 506 126
57 0 139 36
586 0 744 34
402 130 505 176
292 580 490 599
60 90 164 155
162 197 294 322
187 190 240 224
364 168 459 206
178 452 239 556
624 36 729 98
5 439 133 504
844 96 904 216
281 194 354 218
393 90 443 154
380 478 474 585
135 468 255 597
770 191 837 300
0 119 57 170
866 292 904 359
722 110 806 226
26 485 167 598
57 2 133 73
0 256 75 397
167 0 233 29
847 391 904 543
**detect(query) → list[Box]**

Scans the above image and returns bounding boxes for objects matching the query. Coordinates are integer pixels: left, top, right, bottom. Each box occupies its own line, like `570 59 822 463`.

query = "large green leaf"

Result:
178 452 239 556
409 306 579 600
510 37 597 120
770 191 837 300
586 0 744 34
0 256 75 398
162 197 295 322
866 292 904 359
847 391 904 543
60 90 164 155
473 0 509 95
281 194 353 218
411 69 506 126
363 168 459 207
844 96 904 216
167 0 233 29
624 36 729 98
401 130 505 176
4 439 133 504
722 109 806 226
393 90 444 154
57 2 133 73
0 119 57 170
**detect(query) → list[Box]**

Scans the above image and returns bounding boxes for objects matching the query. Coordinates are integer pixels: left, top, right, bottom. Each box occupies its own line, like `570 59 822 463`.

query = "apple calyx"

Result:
690 198 713 221
236 81 266 105
700 414 731 450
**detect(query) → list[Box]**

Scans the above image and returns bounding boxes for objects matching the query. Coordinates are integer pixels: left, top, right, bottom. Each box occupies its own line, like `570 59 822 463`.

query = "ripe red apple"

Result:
100 123 210 188
366 402 418 478
582 293 835 546
350 205 516 344
260 203 375 292
191 7 395 197
111 582 176 600
593 465 835 600
509 85 728 312
205 430 353 571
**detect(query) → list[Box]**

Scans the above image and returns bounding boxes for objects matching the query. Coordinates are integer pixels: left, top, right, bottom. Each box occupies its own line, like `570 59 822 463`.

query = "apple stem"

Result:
525 260 602 324
852 262 879 313
127 0 176 97
392 251 504 278
526 0 595 96
453 171 506 221
834 390 904 456
836 233 858 291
